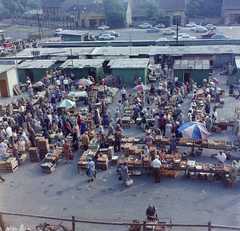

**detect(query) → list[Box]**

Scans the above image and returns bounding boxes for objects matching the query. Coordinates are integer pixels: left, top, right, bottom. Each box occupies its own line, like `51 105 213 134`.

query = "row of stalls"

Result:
1 44 240 97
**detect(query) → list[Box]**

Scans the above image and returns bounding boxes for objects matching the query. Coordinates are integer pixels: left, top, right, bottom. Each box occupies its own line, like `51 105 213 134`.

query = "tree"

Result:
186 0 222 18
136 0 158 19
103 0 126 28
153 8 170 27
2 0 25 18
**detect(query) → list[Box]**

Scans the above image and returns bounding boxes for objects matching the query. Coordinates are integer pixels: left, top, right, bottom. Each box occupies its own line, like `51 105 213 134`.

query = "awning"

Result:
182 55 215 60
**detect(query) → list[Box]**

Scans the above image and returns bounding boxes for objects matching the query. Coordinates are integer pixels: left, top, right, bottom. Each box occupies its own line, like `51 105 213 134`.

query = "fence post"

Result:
72 216 75 231
208 221 211 231
143 221 146 231
0 210 5 231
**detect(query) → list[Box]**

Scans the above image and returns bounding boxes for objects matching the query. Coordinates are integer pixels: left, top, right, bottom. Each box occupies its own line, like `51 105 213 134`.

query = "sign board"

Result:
173 12 181 16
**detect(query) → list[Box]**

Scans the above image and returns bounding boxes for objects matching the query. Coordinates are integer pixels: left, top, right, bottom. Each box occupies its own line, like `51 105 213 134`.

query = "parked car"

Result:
98 34 115 40
163 28 175 35
205 24 217 30
155 23 165 28
211 34 232 39
97 25 110 30
156 38 168 41
170 25 181 30
173 33 188 40
146 27 160 33
190 26 197 31
186 22 196 27
54 28 63 37
138 23 152 29
178 35 196 40
194 26 207 32
163 29 175 35
201 32 216 39
95 31 120 39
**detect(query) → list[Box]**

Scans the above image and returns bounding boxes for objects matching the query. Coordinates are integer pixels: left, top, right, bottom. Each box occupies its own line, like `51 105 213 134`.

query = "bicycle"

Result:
36 221 71 231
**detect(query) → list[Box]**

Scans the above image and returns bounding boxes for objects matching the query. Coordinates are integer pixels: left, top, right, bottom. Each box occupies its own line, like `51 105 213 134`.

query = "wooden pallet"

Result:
13 84 22 95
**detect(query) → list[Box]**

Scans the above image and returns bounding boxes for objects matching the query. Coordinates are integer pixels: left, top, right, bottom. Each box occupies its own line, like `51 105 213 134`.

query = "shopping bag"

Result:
125 179 133 186
69 154 74 160
118 175 122 181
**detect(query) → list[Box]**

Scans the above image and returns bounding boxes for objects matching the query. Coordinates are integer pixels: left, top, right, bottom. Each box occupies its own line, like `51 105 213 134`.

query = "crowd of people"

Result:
0 64 238 187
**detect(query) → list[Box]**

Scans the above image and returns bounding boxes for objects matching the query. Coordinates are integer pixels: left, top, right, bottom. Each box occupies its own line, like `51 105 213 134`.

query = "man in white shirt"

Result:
56 79 61 87
5 124 12 142
63 78 68 92
153 155 162 183
217 151 226 166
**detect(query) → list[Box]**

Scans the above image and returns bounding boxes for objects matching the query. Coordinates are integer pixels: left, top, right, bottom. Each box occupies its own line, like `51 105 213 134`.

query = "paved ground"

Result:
0 69 240 231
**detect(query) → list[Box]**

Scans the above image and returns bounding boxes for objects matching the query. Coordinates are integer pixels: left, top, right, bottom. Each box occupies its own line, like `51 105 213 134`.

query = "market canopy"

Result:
17 59 57 69
178 122 211 139
56 99 76 109
60 59 105 69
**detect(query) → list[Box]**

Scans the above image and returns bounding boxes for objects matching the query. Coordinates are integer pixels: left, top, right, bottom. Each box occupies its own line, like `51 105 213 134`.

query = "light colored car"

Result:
163 28 175 35
186 22 196 27
54 28 63 37
155 23 165 28
138 23 152 29
146 27 160 33
173 33 188 40
205 24 217 30
97 25 110 30
178 35 197 40
98 34 115 40
156 38 168 41
194 26 207 32
170 25 181 30
211 34 232 39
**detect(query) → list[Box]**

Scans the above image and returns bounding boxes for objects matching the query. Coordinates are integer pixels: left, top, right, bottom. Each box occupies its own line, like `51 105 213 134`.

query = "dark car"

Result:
201 32 216 39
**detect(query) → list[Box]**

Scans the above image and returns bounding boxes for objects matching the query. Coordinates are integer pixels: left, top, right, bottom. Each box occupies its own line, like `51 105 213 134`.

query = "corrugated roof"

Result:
13 45 240 59
110 58 149 69
18 60 57 69
173 59 210 70
66 3 105 14
60 59 105 69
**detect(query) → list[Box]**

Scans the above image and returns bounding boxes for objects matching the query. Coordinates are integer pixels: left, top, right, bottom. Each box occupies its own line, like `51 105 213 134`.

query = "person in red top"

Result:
63 139 72 163
158 113 167 136
99 78 104 86
77 115 82 128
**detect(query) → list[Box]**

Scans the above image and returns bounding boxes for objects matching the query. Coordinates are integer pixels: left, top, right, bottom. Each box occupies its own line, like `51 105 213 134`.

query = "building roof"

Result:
222 0 240 10
59 30 89 36
109 58 149 69
60 59 105 69
18 60 57 69
42 0 65 8
158 0 186 12
0 65 15 74
66 3 105 14
13 45 240 60
173 59 210 70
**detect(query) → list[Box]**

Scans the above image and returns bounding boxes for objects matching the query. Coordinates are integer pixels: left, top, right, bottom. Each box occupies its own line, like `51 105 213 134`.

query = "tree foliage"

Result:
153 9 170 27
137 0 158 18
186 0 222 18
1 0 44 18
103 0 126 27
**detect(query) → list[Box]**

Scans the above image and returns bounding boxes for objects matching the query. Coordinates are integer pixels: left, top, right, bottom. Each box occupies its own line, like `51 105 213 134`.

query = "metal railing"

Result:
1 211 240 231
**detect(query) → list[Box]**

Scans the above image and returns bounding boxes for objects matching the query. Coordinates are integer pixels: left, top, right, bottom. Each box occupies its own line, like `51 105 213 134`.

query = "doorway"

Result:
0 80 8 97
183 71 190 83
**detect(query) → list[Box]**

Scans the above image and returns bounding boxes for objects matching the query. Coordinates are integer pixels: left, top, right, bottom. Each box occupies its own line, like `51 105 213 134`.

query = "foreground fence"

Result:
1 211 240 231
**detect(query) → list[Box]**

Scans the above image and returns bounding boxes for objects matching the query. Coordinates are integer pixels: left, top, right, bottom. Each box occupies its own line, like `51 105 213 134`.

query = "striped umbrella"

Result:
133 84 150 91
177 122 211 139
77 79 93 86
56 99 76 109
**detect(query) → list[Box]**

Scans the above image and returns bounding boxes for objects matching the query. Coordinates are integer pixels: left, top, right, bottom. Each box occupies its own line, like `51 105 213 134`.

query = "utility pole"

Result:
37 12 41 40
176 16 179 45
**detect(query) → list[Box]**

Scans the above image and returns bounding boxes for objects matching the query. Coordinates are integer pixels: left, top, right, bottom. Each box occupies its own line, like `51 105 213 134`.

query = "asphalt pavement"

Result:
1 69 240 230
